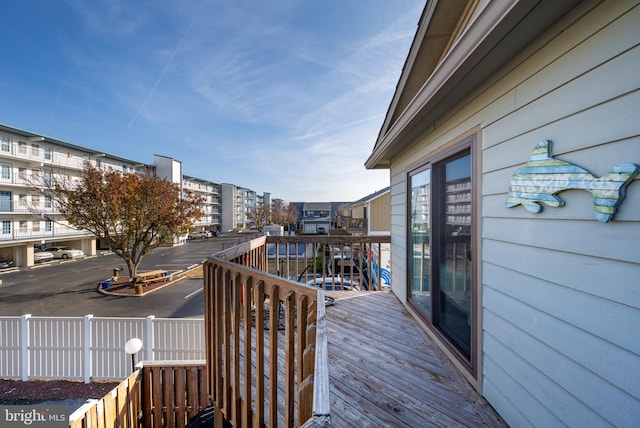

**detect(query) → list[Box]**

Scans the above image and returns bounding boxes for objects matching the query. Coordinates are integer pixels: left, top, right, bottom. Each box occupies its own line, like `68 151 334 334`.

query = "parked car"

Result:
0 260 15 269
188 230 212 240
34 249 54 263
47 246 85 259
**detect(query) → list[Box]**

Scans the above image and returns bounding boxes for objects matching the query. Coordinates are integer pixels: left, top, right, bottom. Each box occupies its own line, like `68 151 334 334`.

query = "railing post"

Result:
145 315 155 361
20 314 31 382
83 314 93 383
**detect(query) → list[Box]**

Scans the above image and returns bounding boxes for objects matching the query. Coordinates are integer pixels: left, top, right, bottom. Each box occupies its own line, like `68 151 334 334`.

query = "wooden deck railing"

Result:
69 361 209 428
204 235 331 427
70 369 142 428
141 361 210 427
264 234 391 291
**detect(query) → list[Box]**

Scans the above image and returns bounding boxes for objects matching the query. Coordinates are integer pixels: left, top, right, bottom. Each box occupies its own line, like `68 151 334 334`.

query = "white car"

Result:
188 230 212 240
47 246 85 259
34 249 54 263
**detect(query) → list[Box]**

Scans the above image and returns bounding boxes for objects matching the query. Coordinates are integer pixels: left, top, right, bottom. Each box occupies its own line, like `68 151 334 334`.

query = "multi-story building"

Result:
183 176 221 232
0 124 149 267
221 183 270 231
0 125 273 267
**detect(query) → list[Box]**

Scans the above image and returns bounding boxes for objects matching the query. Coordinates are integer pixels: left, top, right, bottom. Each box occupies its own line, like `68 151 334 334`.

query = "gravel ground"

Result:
0 379 119 407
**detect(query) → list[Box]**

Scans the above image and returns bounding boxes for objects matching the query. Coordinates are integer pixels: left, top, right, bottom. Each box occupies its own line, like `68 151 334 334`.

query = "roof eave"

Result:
365 0 581 169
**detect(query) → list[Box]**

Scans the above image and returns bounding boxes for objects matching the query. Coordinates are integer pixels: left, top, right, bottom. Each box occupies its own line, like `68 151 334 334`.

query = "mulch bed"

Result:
0 379 120 404
99 276 175 296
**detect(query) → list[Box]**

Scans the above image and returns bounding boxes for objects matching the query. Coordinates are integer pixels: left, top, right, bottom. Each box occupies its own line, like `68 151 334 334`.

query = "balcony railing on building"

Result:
334 214 368 235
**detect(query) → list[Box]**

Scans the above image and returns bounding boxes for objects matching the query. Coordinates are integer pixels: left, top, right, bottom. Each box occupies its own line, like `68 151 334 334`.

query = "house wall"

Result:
350 204 365 219
388 1 639 426
369 192 390 233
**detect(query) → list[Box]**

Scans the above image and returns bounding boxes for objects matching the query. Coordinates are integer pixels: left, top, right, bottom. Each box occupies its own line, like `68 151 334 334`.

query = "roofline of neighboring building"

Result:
0 123 149 166
353 187 390 204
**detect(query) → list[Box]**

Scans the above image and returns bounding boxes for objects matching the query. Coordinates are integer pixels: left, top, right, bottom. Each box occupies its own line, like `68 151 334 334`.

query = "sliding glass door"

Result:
408 137 475 365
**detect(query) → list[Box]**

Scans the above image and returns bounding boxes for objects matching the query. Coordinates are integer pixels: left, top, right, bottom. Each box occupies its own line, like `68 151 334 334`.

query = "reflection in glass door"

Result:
434 153 472 359
407 138 475 365
408 168 431 316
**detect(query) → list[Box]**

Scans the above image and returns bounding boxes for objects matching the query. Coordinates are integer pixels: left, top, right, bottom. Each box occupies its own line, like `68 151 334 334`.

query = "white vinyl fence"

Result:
0 314 205 382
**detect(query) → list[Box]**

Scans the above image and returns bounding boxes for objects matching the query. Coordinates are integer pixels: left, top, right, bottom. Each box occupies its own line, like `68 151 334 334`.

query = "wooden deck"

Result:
323 290 506 427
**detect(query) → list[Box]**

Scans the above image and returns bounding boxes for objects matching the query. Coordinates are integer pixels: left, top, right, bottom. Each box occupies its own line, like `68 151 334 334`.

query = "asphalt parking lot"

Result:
0 232 258 318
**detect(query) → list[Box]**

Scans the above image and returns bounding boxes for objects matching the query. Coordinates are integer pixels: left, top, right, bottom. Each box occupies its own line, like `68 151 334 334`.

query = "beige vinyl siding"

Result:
369 192 390 232
388 0 639 426
350 205 365 219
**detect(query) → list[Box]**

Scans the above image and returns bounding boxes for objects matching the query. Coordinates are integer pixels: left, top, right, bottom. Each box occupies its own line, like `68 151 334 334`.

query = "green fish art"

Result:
505 140 639 222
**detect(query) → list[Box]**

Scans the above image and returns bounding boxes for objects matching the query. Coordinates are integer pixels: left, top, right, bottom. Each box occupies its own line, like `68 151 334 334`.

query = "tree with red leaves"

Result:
51 165 204 279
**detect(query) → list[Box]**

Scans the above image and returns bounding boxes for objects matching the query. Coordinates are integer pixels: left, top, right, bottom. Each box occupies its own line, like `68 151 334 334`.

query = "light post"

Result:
124 338 142 372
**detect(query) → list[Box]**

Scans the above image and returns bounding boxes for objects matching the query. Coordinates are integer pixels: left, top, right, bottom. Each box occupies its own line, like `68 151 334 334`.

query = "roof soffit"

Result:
386 0 473 129
366 0 581 169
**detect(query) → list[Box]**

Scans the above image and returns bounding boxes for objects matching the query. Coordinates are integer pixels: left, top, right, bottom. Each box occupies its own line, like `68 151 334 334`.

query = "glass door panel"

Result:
435 153 472 359
408 168 431 316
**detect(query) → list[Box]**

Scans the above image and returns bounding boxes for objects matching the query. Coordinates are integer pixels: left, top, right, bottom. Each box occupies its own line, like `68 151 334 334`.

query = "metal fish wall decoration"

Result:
505 140 639 222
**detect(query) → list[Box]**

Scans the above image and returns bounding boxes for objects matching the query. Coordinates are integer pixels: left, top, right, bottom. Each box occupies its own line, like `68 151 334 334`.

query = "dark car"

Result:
0 260 15 269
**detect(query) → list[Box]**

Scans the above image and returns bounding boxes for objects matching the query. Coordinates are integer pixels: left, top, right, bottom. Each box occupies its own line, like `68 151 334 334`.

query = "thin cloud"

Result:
128 18 196 127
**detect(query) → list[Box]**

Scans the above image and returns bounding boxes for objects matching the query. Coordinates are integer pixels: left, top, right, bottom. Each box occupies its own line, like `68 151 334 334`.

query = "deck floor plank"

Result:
323 291 506 427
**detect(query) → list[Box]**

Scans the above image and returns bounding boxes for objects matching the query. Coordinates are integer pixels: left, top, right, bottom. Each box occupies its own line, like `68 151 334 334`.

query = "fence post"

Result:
145 315 154 361
84 315 93 384
20 314 31 382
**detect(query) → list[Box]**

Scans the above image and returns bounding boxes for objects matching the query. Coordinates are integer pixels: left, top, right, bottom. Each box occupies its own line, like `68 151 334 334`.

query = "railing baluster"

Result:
232 272 241 427
284 291 296 427
254 280 265 428
268 284 280 428
242 276 253 428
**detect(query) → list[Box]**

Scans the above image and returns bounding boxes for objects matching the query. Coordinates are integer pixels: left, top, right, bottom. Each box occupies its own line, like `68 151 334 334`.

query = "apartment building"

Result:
154 154 222 233
0 124 149 267
184 176 221 232
0 125 272 267
221 183 270 231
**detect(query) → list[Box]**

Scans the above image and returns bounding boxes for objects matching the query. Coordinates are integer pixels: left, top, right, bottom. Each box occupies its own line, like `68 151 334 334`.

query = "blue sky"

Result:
0 0 423 202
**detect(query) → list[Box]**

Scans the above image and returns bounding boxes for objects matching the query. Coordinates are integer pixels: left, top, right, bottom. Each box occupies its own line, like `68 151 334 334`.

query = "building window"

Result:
45 196 52 209
43 169 52 187
18 141 27 155
2 220 10 235
0 163 11 181
0 136 10 152
31 144 39 157
0 192 11 212
44 147 52 161
45 219 52 232
407 134 477 370
33 221 40 232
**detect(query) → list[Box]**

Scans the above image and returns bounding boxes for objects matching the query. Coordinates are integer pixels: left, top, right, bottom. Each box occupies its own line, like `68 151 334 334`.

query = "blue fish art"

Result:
505 140 639 222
